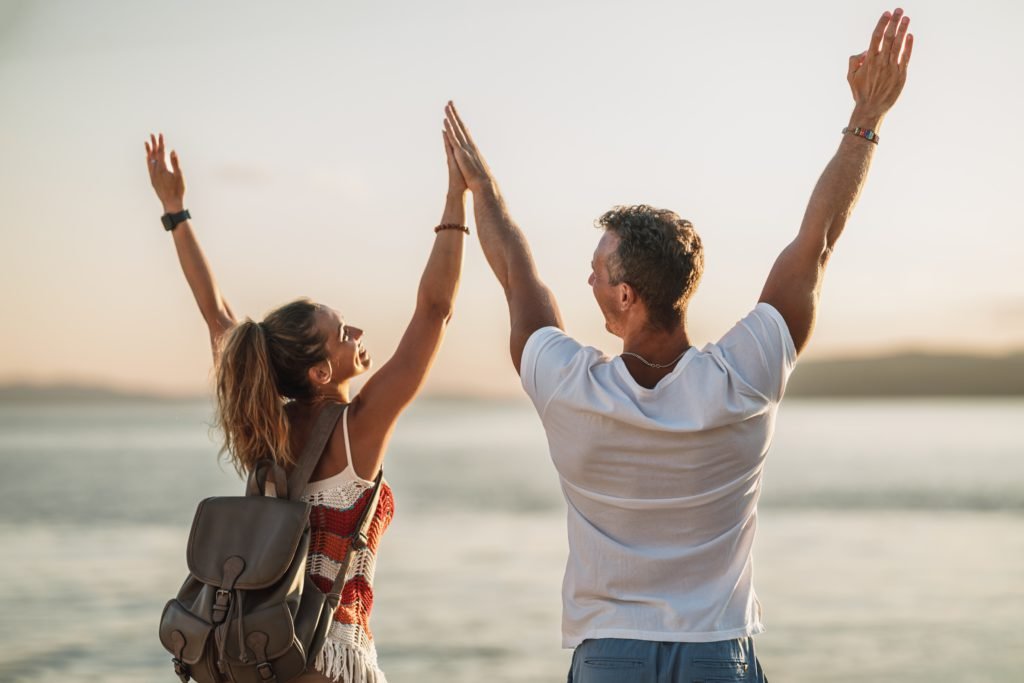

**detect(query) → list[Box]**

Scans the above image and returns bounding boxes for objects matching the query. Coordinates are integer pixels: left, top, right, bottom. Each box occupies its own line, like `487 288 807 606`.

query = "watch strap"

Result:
162 209 191 231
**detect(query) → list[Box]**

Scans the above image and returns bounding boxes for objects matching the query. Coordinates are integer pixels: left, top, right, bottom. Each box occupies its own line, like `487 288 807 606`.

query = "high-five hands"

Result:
848 8 913 118
145 133 186 214
443 102 495 194
442 122 468 197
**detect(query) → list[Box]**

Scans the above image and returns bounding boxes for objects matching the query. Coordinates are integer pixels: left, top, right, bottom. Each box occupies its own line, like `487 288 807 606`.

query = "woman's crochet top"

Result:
301 406 394 683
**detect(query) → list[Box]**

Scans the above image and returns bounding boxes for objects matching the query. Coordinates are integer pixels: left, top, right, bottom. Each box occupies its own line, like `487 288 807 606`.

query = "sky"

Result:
0 0 1022 397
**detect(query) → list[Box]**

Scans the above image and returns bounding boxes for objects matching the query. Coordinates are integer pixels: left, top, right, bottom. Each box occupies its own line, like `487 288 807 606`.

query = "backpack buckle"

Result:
256 662 277 682
171 657 191 683
211 589 232 623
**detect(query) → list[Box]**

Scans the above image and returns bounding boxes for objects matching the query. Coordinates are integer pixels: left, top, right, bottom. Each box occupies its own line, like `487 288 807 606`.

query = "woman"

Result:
144 126 468 683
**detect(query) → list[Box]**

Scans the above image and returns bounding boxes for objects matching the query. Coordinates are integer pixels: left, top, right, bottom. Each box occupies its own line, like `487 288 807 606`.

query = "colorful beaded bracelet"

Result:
435 223 470 235
842 126 880 145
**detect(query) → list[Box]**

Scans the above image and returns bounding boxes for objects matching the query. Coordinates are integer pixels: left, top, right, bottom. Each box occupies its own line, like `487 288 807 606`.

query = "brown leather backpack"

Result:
158 402 383 683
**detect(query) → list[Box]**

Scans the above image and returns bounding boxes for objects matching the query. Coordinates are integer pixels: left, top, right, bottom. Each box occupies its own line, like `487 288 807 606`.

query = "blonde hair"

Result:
214 299 328 474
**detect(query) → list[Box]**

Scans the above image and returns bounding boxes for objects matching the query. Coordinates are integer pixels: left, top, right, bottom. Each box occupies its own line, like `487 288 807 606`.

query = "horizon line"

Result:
2 346 1023 402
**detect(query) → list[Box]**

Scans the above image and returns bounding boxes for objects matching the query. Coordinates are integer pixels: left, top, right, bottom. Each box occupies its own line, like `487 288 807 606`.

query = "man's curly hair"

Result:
596 205 704 332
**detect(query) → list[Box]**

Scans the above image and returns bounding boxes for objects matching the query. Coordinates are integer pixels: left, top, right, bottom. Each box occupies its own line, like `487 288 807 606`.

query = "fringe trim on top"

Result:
315 640 387 683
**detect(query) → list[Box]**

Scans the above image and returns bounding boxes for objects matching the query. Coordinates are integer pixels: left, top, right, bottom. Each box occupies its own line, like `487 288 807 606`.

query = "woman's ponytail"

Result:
213 299 328 474
215 319 292 474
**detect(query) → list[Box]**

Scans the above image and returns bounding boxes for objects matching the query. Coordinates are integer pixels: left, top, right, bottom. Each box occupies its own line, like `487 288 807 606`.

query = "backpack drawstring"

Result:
214 592 233 675
236 589 247 663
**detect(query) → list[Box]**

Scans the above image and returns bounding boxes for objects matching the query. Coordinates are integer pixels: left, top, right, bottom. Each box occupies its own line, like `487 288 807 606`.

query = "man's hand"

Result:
145 132 186 214
444 101 495 193
848 8 913 121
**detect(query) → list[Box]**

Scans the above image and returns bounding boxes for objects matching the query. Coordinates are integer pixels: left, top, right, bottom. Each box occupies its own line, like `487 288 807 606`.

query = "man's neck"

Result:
619 324 692 389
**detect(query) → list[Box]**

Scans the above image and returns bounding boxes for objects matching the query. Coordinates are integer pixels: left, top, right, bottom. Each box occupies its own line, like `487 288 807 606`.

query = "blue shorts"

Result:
568 637 768 683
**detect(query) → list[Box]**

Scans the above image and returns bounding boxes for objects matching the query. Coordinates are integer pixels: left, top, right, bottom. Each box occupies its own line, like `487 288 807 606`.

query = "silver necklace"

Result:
620 348 689 369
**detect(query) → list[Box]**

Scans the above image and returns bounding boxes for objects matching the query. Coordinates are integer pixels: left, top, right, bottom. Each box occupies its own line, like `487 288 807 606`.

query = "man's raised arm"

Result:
760 8 913 354
444 102 563 374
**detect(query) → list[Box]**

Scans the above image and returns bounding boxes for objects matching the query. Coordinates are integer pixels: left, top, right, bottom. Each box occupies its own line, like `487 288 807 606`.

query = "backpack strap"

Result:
286 401 347 502
327 469 385 600
245 459 289 498
306 468 385 667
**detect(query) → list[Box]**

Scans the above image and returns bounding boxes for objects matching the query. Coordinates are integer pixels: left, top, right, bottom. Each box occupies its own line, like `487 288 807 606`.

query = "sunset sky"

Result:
1 0 1021 396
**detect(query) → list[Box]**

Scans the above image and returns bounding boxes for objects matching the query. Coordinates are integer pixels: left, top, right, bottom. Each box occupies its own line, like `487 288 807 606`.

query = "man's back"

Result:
521 304 797 646
443 10 912 675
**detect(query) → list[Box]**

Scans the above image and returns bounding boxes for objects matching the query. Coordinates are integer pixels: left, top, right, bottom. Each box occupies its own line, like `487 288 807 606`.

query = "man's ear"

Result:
308 360 333 386
618 282 638 311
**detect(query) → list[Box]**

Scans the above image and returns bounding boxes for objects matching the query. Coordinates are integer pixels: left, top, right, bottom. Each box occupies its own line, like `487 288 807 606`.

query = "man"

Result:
444 8 912 681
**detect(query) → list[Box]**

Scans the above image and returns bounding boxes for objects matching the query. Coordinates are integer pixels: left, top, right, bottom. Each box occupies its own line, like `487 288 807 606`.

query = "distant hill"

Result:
1 352 1022 401
786 352 1024 397
0 383 203 404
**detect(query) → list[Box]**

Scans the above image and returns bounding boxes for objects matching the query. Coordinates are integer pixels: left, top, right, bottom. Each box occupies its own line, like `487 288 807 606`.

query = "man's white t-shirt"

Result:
520 303 798 648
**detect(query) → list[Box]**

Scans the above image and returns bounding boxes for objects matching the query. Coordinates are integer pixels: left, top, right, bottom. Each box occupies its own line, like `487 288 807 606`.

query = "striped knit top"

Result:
300 405 395 683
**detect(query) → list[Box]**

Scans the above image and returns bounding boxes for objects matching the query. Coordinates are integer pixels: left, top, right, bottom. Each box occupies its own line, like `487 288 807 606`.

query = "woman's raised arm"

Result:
348 129 468 470
145 133 237 358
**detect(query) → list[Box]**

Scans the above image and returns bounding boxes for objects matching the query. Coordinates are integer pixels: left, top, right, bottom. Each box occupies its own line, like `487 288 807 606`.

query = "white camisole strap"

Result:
300 403 376 495
342 401 355 471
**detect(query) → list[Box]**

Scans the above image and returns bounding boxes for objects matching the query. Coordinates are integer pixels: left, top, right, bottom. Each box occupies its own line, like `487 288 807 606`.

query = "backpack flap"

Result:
221 602 296 662
159 599 213 665
187 496 311 590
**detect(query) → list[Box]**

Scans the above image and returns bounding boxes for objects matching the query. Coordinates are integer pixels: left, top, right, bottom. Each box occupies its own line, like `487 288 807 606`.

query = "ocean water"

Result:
0 397 1022 682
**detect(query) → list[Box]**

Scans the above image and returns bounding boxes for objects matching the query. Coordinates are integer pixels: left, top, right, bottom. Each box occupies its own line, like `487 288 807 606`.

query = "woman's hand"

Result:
847 8 913 120
443 128 468 197
440 119 468 227
443 101 495 194
145 133 186 213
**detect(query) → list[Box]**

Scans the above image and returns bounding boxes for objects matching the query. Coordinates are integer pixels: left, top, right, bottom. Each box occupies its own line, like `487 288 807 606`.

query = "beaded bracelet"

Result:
842 126 880 145
435 223 470 235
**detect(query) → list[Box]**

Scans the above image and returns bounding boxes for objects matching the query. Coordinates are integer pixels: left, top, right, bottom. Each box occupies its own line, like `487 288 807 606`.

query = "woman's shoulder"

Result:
284 400 350 477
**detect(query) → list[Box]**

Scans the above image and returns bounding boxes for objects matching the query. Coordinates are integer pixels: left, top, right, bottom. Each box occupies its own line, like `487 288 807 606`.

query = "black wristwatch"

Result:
161 209 191 232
